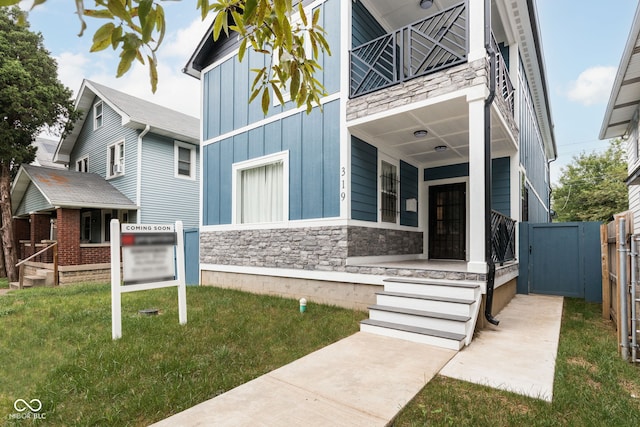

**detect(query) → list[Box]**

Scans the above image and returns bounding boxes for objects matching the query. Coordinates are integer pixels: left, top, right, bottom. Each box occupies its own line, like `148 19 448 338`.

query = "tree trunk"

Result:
0 163 18 282
0 214 5 278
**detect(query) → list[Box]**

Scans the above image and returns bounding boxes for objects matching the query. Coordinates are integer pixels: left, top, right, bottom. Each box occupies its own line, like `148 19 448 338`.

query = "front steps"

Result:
9 268 55 289
360 277 482 351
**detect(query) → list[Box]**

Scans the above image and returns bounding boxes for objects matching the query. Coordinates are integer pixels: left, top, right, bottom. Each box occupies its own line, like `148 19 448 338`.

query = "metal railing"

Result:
350 2 467 98
492 34 515 116
491 210 516 265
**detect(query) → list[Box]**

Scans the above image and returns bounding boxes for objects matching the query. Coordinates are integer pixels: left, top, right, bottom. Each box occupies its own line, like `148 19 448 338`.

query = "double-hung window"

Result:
233 152 289 224
107 140 125 178
94 101 103 130
175 141 196 179
76 157 88 172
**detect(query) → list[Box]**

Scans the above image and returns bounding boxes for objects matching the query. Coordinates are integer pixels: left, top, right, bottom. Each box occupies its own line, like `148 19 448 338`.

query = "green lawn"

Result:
0 284 366 425
393 298 640 426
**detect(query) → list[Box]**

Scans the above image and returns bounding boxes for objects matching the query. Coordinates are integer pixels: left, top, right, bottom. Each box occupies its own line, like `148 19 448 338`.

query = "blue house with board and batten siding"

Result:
10 80 199 284
185 0 556 350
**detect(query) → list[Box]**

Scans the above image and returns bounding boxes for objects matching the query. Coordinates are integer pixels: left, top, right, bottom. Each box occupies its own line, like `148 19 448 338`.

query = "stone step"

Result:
23 275 46 287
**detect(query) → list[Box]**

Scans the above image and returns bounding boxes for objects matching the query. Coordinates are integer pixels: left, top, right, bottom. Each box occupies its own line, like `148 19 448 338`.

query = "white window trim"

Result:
94 101 103 130
174 141 196 180
76 156 89 172
231 151 289 225
106 140 125 179
378 153 400 225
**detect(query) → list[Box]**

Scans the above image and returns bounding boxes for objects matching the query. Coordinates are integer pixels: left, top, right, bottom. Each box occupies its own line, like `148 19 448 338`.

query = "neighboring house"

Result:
32 137 65 169
601 2 640 231
185 0 556 349
11 79 199 283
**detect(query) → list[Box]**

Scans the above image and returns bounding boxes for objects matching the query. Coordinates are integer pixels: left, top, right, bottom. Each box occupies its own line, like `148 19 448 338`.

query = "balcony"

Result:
349 1 514 118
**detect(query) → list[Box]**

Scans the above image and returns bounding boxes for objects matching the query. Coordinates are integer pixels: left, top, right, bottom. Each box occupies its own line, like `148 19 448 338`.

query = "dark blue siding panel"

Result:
400 160 419 227
204 67 221 140
322 0 341 94
352 0 386 48
184 228 199 285
424 163 469 181
302 107 324 219
492 157 510 215
248 127 265 159
283 114 302 220
233 132 248 163
264 120 282 154
351 136 377 222
220 60 234 135
219 138 233 224
248 49 266 124
204 143 221 225
234 55 249 129
322 100 340 217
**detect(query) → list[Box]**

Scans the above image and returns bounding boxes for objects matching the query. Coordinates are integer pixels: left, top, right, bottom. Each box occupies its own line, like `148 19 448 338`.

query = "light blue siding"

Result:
400 161 419 227
15 183 52 216
424 158 511 214
70 95 138 203
351 136 377 222
352 0 386 48
201 0 341 141
202 100 340 225
139 134 200 228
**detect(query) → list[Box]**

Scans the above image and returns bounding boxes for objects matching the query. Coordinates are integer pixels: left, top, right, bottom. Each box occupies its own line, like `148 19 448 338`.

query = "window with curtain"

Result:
239 161 284 224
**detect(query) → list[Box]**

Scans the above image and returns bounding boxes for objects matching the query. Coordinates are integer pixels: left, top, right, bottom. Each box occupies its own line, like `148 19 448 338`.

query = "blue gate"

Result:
518 222 601 302
183 228 199 285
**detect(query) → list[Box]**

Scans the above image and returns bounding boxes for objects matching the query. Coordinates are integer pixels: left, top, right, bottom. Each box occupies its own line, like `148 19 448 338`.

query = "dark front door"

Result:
429 183 466 260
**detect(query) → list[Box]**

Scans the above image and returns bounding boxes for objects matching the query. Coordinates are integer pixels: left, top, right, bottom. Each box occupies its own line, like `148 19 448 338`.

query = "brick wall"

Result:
13 218 30 259
31 214 51 242
80 245 111 264
57 208 81 266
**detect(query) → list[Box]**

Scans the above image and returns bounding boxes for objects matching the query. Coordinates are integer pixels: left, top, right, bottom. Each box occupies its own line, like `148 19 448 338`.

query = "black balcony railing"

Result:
492 34 515 117
349 2 467 98
491 210 516 265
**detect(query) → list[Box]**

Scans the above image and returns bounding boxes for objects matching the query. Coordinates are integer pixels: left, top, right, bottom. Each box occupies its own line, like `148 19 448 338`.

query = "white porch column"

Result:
467 86 489 274
468 0 486 62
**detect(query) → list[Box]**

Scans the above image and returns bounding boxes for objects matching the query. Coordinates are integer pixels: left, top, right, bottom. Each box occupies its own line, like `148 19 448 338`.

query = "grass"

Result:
0 277 7 289
0 284 366 425
393 298 640 426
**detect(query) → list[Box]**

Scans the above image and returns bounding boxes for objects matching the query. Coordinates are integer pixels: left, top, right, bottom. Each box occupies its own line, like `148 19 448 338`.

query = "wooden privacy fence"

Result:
601 211 636 361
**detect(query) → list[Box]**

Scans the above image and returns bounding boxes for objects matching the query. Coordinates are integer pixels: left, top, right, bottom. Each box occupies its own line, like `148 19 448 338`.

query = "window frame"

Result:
174 141 196 180
76 156 89 173
231 151 289 225
379 155 400 224
106 140 125 179
94 101 103 130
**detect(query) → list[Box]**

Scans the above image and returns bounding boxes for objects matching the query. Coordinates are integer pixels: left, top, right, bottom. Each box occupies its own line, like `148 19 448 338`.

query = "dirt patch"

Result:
567 357 598 374
496 394 531 415
620 379 640 399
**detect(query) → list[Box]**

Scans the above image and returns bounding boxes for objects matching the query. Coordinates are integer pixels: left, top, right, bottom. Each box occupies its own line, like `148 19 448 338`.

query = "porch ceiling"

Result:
348 96 515 168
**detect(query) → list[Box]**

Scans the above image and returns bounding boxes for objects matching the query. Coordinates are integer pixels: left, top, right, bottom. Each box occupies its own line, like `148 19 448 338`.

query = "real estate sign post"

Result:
111 219 187 340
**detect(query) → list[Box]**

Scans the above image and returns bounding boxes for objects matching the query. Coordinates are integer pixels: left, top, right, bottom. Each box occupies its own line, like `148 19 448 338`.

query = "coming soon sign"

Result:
110 220 187 340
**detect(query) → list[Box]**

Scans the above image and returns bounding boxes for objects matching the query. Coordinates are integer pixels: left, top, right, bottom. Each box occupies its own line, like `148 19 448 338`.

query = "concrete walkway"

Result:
152 294 563 426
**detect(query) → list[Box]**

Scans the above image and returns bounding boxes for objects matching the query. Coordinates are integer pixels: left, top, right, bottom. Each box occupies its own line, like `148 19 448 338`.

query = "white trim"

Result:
202 92 341 147
346 254 424 266
199 217 424 233
200 263 387 286
231 151 289 225
339 0 351 220
93 100 103 130
106 139 125 179
174 140 196 180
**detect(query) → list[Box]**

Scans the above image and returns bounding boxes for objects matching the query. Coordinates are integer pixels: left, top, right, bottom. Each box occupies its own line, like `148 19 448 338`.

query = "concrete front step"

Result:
23 275 46 287
376 291 475 316
368 304 469 335
383 277 480 300
360 319 465 351
9 281 32 289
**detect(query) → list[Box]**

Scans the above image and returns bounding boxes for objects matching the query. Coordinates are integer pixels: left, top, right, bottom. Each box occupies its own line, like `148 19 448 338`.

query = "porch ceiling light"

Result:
434 145 447 152
420 0 434 9
413 129 428 138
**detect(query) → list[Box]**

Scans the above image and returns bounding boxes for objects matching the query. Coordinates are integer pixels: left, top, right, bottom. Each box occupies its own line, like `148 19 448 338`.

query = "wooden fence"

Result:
601 211 633 355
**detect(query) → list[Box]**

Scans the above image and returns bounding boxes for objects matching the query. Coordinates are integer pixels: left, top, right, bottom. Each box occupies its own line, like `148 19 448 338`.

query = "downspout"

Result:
136 125 151 224
484 0 499 326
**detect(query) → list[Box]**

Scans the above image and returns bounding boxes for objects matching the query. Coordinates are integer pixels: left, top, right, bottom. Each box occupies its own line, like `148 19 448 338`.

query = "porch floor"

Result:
354 259 468 272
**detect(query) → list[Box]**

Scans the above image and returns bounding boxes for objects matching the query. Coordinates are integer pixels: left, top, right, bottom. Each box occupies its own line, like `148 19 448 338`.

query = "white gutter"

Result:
136 124 151 224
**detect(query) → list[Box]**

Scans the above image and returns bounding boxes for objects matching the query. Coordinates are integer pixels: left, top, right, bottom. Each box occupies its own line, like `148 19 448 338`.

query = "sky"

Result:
19 0 640 184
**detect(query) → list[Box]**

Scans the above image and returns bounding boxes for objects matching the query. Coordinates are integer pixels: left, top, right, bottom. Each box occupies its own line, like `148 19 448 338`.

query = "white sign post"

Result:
111 219 187 340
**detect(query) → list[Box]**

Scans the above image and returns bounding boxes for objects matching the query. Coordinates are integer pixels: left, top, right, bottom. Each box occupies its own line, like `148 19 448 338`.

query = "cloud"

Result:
53 16 211 118
567 66 616 106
